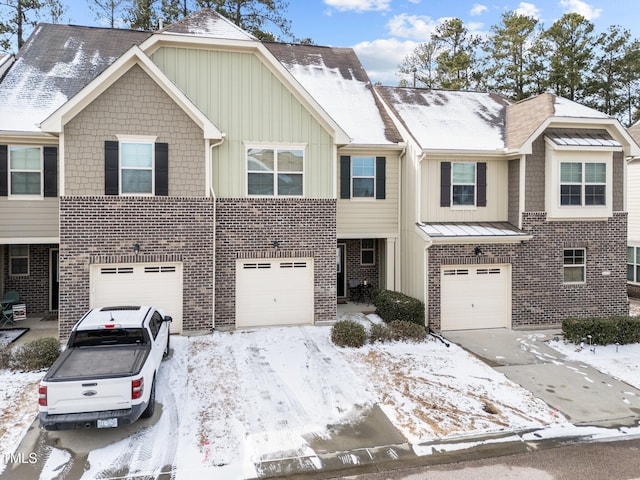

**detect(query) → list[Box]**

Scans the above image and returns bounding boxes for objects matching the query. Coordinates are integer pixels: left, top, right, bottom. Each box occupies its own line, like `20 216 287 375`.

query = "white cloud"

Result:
470 3 488 16
515 2 542 19
386 13 443 41
352 38 419 85
323 0 391 12
559 0 603 20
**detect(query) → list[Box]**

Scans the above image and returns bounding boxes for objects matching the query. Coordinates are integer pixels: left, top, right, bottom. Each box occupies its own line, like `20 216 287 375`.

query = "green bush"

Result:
331 320 367 348
11 337 61 371
373 290 425 326
388 320 428 342
369 322 392 343
562 316 640 345
0 346 11 370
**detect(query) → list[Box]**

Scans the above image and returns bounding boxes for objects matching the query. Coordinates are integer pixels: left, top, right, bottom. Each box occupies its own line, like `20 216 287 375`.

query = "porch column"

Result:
385 237 397 291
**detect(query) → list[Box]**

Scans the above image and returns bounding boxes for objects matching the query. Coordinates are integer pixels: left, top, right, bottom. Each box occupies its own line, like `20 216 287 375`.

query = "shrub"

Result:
562 316 640 345
331 320 367 348
11 337 61 371
369 322 392 343
388 320 428 342
373 290 425 326
0 346 11 370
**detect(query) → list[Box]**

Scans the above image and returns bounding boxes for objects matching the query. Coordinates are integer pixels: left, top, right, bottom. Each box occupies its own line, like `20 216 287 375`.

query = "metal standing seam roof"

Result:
545 131 622 148
418 222 528 238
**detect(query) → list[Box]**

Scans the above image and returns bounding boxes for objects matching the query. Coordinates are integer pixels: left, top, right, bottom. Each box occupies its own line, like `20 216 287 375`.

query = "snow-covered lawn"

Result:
1 316 566 478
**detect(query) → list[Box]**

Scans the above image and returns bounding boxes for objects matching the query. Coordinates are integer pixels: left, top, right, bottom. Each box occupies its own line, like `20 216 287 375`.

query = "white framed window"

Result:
563 248 585 284
9 146 42 197
9 244 29 276
352 156 375 198
560 162 606 206
452 162 476 206
247 147 304 196
120 141 154 195
628 246 640 283
361 239 375 265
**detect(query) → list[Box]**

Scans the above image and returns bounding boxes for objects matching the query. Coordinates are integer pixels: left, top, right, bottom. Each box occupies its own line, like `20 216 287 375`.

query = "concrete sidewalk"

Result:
445 329 640 427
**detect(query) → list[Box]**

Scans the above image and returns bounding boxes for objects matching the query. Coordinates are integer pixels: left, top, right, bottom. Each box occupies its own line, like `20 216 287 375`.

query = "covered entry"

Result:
440 264 511 330
236 258 314 327
90 262 183 333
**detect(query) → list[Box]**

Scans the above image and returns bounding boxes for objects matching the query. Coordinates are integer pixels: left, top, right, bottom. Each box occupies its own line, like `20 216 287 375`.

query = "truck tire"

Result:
141 377 156 418
163 335 170 359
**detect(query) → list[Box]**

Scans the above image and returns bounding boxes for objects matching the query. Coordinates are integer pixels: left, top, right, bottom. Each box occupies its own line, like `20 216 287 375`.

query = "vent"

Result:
443 269 469 276
100 267 134 275
243 263 272 269
280 262 307 269
144 266 177 273
477 268 501 275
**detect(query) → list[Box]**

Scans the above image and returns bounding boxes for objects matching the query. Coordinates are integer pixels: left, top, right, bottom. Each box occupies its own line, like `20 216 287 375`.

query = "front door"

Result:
337 244 346 297
50 249 59 311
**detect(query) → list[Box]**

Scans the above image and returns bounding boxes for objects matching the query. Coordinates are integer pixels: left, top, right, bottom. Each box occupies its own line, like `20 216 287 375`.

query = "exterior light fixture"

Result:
474 246 483 256
133 243 140 255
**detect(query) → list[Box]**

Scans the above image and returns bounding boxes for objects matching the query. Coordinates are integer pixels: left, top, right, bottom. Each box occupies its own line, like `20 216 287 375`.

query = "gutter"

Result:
208 135 226 331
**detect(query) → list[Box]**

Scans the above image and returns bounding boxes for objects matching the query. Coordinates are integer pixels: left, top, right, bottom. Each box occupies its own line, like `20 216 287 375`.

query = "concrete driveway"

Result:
444 329 640 427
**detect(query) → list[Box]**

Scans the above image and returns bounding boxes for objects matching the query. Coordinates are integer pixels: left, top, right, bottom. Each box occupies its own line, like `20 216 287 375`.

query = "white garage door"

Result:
90 262 183 333
440 265 510 331
236 258 314 327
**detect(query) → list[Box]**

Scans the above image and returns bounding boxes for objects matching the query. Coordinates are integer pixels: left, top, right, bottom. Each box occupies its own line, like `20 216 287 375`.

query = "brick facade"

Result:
59 196 214 337
2 244 57 314
427 212 628 330
341 239 380 292
215 198 336 328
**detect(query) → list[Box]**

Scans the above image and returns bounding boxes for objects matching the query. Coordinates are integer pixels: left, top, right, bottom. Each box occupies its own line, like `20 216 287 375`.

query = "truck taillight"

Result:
131 378 144 400
38 385 47 406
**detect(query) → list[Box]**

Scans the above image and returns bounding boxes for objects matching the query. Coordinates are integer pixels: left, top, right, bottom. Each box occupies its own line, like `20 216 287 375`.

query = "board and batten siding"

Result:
422 157 509 222
151 47 335 199
337 153 399 236
0 198 59 240
629 161 640 243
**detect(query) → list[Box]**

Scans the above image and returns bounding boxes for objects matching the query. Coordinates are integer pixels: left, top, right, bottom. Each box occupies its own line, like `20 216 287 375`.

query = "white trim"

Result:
9 244 29 276
7 145 44 199
117 134 158 143
0 237 59 244
118 139 155 196
40 45 222 140
245 145 305 197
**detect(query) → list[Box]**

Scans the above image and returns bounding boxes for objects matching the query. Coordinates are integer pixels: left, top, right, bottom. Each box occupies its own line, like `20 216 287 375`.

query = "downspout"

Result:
209 135 226 331
396 143 406 291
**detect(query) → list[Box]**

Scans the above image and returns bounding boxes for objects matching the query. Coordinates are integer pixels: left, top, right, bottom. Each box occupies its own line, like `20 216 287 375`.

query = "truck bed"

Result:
44 345 151 381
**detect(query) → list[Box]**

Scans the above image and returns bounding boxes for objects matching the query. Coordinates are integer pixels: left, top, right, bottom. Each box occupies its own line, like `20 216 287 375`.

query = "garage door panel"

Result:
441 265 510 331
91 263 183 334
237 259 313 327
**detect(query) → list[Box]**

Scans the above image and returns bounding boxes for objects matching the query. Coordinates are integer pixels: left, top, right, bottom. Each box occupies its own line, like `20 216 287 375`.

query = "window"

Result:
452 163 476 206
9 146 42 196
9 245 29 276
361 239 375 265
560 162 606 206
563 248 585 283
105 140 167 196
247 147 303 196
352 156 375 198
628 246 640 283
121 142 153 194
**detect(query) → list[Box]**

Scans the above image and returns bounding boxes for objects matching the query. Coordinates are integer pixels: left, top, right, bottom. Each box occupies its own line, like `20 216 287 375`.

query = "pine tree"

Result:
88 0 126 28
397 40 438 88
431 18 480 90
482 11 540 100
127 0 158 30
0 0 64 51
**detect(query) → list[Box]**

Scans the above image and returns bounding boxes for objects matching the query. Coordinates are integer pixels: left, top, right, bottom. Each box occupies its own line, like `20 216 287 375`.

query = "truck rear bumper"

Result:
39 403 147 431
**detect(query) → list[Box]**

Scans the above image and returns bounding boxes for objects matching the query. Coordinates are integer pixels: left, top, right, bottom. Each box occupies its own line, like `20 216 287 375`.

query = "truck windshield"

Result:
71 328 146 347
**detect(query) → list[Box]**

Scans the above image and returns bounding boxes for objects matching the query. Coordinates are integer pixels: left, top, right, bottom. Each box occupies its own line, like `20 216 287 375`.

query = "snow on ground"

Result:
0 317 566 479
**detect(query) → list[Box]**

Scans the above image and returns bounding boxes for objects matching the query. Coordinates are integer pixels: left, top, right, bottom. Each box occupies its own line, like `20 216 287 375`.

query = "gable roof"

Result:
160 8 255 41
0 24 151 134
265 43 402 146
376 87 510 152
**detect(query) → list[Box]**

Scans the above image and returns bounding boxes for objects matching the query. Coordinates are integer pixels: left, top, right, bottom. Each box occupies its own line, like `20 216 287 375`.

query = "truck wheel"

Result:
163 335 170 359
141 378 156 418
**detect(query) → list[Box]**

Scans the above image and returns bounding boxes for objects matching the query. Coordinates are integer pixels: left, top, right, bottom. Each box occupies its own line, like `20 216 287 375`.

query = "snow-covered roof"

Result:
0 24 150 133
160 8 255 41
553 96 610 119
376 87 510 151
265 43 402 146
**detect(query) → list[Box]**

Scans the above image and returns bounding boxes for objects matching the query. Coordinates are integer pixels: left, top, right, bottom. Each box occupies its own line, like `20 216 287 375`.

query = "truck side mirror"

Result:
164 316 173 323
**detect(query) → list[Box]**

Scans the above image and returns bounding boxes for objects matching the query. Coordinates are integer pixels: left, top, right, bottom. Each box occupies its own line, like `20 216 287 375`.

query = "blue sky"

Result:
54 0 640 84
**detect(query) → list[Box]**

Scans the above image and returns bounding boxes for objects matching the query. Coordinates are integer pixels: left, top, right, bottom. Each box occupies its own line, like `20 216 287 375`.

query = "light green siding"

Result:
152 47 335 198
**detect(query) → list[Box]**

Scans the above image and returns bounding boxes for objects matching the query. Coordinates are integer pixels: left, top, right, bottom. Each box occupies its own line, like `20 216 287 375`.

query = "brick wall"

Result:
342 239 380 290
215 198 336 327
2 244 56 314
59 196 214 337
426 212 628 330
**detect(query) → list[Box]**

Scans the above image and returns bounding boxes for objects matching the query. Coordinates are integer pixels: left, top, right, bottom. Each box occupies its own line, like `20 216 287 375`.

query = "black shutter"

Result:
340 155 350 199
440 161 451 207
155 142 169 196
375 156 386 199
0 145 7 196
43 146 58 197
477 162 487 207
104 141 119 195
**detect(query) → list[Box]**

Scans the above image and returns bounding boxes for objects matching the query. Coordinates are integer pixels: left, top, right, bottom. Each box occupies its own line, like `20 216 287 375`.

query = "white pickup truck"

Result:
38 306 171 430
